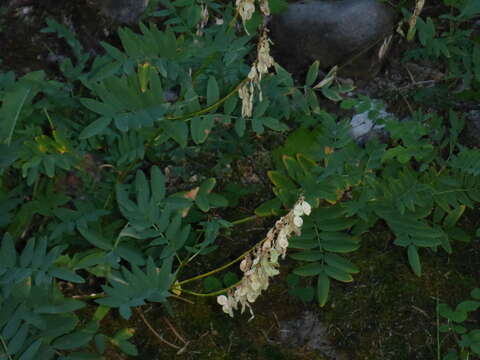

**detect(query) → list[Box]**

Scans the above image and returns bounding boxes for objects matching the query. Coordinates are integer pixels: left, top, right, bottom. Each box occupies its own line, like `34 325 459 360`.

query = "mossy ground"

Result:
119 216 478 360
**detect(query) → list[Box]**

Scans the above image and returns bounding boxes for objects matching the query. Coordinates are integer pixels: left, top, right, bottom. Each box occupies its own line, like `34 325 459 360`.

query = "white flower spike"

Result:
217 196 312 318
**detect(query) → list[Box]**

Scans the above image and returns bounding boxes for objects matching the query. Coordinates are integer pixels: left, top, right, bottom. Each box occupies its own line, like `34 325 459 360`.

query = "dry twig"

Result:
136 308 180 350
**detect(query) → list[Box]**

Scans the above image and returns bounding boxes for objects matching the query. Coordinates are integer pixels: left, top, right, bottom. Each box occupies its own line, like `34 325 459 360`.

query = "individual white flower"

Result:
277 234 289 249
261 257 280 277
240 257 251 272
262 238 272 250
238 81 254 118
259 0 270 16
236 0 255 31
196 4 209 36
270 248 280 263
293 215 303 227
302 201 312 216
294 203 304 216
217 295 234 317
217 295 228 305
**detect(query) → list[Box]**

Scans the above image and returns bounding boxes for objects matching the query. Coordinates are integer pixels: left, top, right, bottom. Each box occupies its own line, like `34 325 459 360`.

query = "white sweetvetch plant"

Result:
217 197 311 318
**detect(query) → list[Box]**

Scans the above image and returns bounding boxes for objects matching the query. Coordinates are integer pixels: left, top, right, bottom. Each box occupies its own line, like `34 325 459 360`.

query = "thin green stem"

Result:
436 295 441 360
72 292 105 300
151 77 248 143
180 280 241 297
178 235 268 286
230 215 258 226
0 335 12 360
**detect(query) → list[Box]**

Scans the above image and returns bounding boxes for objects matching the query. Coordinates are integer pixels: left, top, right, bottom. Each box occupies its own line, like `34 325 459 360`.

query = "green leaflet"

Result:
0 71 44 145
324 264 353 283
206 76 220 106
191 116 215 144
293 262 323 276
52 329 95 350
79 117 112 139
317 273 330 307
305 60 320 87
324 253 359 274
407 245 421 277
289 250 324 262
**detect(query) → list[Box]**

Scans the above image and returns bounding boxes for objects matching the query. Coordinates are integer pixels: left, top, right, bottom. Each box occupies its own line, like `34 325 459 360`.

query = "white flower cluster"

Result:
236 0 255 27
217 198 311 318
235 0 270 32
196 4 209 36
238 28 275 117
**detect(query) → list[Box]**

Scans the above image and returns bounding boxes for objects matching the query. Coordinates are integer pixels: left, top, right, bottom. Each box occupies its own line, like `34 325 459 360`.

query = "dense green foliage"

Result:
0 0 479 358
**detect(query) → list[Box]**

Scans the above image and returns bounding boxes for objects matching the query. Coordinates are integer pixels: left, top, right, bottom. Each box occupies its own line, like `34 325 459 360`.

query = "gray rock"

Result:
279 311 349 359
465 109 480 144
270 0 396 78
91 0 150 23
349 99 391 144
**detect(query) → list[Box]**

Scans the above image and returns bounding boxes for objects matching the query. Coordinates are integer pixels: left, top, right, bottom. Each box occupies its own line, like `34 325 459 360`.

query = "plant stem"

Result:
72 292 105 300
436 295 440 360
150 77 248 143
177 235 268 286
230 215 258 226
0 335 12 360
136 308 180 350
180 280 242 297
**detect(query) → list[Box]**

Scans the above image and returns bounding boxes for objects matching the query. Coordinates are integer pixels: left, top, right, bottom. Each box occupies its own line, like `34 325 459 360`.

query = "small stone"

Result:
465 110 480 144
270 0 396 78
349 99 390 144
93 0 150 24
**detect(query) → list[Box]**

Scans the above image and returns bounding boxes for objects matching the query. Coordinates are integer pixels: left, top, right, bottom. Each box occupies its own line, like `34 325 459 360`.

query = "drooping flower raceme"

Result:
235 0 274 117
217 197 311 318
236 0 270 32
238 28 275 117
